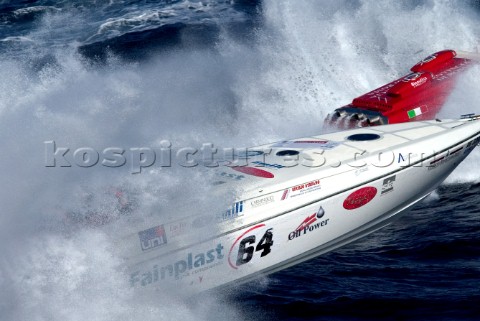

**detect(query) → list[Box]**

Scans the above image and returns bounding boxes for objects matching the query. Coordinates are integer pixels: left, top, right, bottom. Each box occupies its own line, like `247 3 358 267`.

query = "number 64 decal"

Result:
228 224 274 269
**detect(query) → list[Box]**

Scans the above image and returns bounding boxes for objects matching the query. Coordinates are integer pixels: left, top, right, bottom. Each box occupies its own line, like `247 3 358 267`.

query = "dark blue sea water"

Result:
230 183 480 321
0 1 479 320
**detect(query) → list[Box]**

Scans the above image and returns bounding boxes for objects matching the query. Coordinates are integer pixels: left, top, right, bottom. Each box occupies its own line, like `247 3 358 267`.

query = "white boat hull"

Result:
123 117 480 295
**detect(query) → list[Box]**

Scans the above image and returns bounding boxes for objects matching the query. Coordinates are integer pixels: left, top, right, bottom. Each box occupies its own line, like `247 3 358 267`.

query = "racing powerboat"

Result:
123 115 480 295
65 49 478 227
326 50 479 127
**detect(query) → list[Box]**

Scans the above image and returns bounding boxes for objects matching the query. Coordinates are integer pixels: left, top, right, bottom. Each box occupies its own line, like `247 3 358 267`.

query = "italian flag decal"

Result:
407 106 426 119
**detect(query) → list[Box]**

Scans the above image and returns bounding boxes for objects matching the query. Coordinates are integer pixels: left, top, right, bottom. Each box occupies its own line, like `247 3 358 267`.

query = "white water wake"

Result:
0 0 479 319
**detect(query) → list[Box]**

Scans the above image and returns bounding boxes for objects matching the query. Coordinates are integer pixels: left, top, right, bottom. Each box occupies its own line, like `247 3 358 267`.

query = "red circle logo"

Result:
343 186 377 210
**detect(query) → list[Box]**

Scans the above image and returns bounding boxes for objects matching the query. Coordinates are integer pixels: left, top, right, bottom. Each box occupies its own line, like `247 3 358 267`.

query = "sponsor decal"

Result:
288 206 329 240
381 175 396 195
194 202 245 226
397 152 421 165
407 105 427 119
138 225 167 251
281 179 321 200
228 224 274 269
410 77 428 88
272 140 339 150
250 195 275 208
220 201 244 221
251 161 285 169
130 243 225 286
168 221 188 238
343 187 377 210
231 166 274 178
